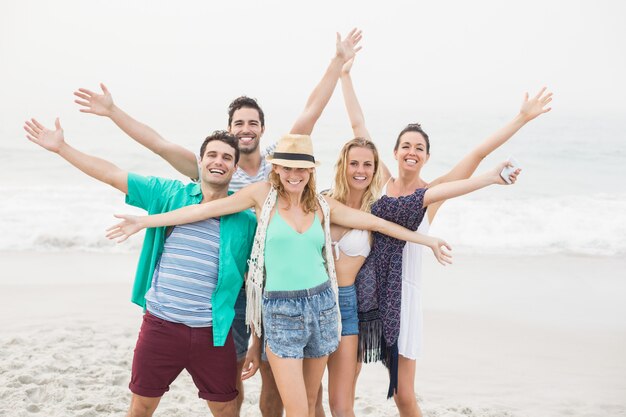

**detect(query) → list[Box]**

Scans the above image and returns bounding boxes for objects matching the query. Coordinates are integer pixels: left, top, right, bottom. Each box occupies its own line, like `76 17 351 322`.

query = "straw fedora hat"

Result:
266 134 321 168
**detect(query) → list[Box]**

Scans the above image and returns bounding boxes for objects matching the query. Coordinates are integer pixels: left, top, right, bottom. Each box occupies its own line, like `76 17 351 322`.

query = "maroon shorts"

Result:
129 312 238 402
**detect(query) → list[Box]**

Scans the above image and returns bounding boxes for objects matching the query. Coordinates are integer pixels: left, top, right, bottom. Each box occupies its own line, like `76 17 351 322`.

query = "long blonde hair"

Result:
268 166 319 213
327 138 382 212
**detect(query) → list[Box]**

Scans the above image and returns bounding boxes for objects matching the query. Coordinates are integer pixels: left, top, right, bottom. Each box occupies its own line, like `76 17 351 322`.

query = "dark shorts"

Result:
130 312 238 402
232 287 269 361
263 280 339 359
339 284 358 336
232 287 251 361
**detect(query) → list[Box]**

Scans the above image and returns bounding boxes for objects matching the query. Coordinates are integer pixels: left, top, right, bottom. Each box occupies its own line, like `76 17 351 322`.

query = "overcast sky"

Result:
1 0 624 149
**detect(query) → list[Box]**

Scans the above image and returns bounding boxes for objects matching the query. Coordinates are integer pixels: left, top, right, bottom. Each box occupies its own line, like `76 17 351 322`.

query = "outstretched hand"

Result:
74 83 114 117
519 87 552 122
336 28 362 64
493 161 522 185
24 118 66 153
428 237 453 266
105 214 145 243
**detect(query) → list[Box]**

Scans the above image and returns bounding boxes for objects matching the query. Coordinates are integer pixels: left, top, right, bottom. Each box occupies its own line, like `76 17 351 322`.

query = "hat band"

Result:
272 152 316 163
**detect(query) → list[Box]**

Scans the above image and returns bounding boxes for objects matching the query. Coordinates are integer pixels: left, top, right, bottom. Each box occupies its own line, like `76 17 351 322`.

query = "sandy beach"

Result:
1 251 624 417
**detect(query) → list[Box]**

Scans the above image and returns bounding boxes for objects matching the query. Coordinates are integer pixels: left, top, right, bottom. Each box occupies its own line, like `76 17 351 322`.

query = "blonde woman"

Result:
323 137 382 417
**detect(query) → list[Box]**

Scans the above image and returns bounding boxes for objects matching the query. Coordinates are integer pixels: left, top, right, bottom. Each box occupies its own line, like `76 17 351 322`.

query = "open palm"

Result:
336 28 362 64
105 214 144 243
74 83 114 116
520 87 553 121
24 118 65 153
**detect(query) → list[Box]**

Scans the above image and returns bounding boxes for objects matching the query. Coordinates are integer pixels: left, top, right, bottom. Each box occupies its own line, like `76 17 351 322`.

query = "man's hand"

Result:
74 83 114 117
241 338 261 381
24 117 66 153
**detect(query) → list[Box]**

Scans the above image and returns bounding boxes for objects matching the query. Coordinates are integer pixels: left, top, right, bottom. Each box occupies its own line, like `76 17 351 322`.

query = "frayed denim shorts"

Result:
262 280 339 359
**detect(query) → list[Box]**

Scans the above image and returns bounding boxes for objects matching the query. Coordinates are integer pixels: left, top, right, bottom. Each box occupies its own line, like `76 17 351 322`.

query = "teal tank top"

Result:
264 210 329 291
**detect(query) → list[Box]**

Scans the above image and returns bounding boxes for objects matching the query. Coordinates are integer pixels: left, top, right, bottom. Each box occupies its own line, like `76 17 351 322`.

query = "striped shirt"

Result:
145 218 220 327
229 143 276 192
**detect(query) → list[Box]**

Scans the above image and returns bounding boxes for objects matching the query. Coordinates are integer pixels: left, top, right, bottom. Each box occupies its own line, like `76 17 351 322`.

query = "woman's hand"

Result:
492 161 522 185
425 236 453 266
519 87 553 122
341 57 355 76
335 28 362 64
105 214 147 243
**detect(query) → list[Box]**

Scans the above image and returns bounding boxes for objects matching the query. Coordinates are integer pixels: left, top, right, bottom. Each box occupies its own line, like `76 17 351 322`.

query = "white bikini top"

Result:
332 228 371 260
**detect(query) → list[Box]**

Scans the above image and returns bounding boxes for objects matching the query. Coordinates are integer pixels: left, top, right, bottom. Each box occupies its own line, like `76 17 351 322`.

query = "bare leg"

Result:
126 394 161 417
303 356 330 417
259 359 284 417
266 346 307 417
326 335 358 417
315 382 326 417
393 355 422 417
235 358 245 413
267 345 328 417
353 361 362 404
207 398 239 417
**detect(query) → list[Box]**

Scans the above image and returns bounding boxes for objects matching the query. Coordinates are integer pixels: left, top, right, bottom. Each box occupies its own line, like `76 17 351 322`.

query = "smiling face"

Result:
272 165 313 194
345 146 376 192
199 140 238 187
228 107 265 155
394 131 430 172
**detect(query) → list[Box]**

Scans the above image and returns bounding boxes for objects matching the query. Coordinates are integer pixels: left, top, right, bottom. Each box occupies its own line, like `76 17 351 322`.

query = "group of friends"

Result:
24 29 552 417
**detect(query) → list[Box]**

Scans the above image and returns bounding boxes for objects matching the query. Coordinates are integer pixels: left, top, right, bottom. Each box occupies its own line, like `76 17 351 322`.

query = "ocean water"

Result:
1 113 624 257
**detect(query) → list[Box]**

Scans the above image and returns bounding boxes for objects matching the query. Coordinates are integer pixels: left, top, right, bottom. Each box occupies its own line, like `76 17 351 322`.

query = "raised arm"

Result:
424 161 520 207
106 182 268 242
340 57 391 182
340 58 370 139
24 118 127 193
431 87 552 188
326 197 452 265
74 83 199 179
289 29 362 135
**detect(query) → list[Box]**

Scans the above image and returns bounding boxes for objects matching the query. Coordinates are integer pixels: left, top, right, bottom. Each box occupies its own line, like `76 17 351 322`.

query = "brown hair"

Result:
394 123 430 154
227 96 265 128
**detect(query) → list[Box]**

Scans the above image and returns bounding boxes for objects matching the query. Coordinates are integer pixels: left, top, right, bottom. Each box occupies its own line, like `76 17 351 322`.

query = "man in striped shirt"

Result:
73 88 283 415
23 122 257 417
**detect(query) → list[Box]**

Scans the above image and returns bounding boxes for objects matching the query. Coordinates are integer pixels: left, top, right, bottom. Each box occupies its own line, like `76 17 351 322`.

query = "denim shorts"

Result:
262 280 339 359
338 284 358 336
231 287 250 361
